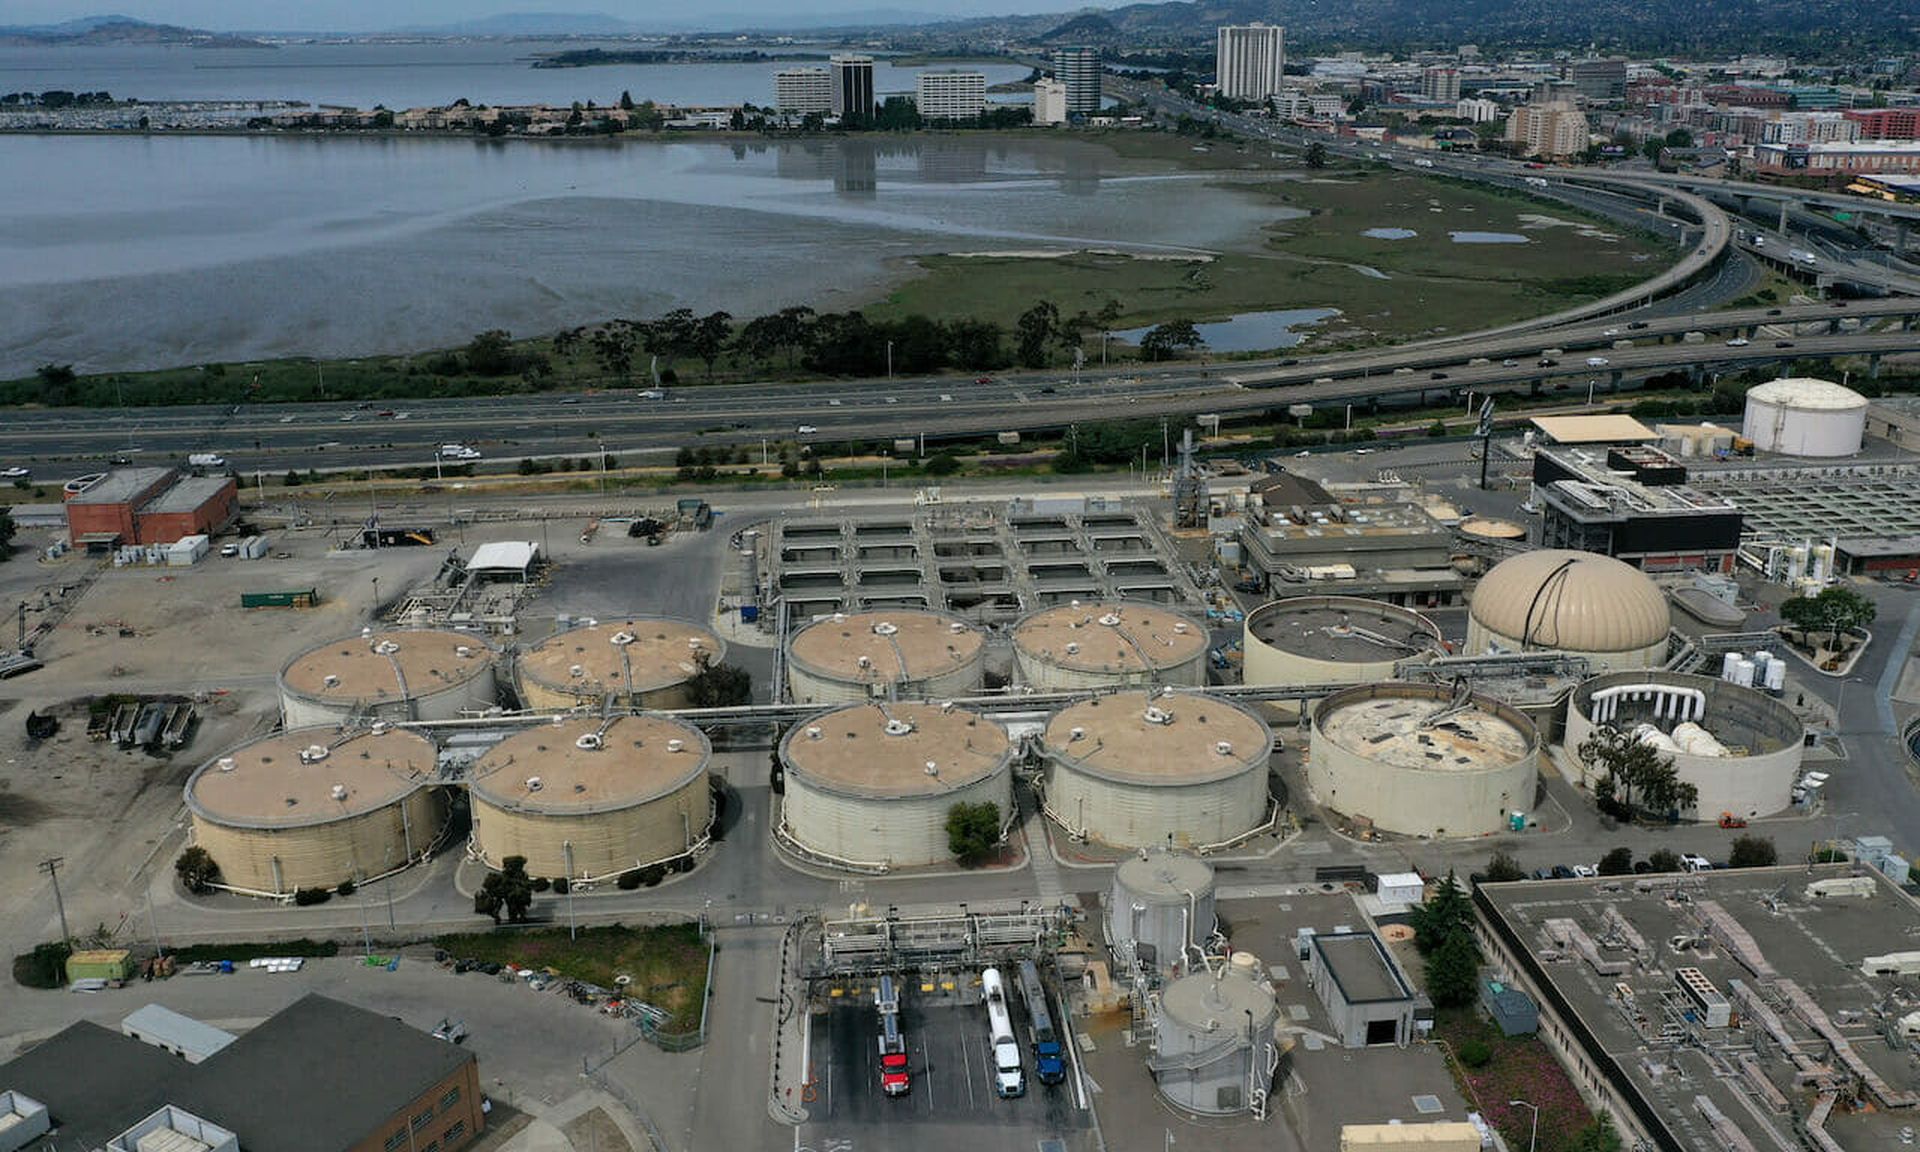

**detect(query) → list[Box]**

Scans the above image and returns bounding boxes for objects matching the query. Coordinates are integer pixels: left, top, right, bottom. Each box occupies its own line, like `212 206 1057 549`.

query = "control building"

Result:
1239 472 1461 606
1012 601 1208 690
1563 670 1805 821
517 618 722 711
1040 690 1272 850
1307 682 1541 838
467 714 713 881
185 726 445 897
63 467 238 548
778 702 1013 870
278 629 498 728
1532 446 1743 573
786 609 985 704
1465 549 1671 671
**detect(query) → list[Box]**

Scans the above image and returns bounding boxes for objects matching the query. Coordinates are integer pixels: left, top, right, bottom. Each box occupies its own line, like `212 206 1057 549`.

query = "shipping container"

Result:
65 949 134 983
241 589 319 609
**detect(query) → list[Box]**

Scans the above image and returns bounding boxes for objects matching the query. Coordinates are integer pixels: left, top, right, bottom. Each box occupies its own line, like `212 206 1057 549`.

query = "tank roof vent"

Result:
217 757 236 772
832 612 848 623
667 738 685 753
1065 642 1080 655
872 621 899 637
924 760 939 776
575 732 604 751
300 745 330 764
1173 622 1189 634
939 700 955 713
330 784 347 801
569 664 585 679
373 640 400 655
806 726 823 740
949 621 966 633
1098 612 1123 627
688 637 705 648
1215 740 1234 756
455 645 474 658
883 718 915 737
1143 706 1174 726
857 655 873 668
609 631 636 646
322 674 341 689
526 776 543 791
1069 726 1086 741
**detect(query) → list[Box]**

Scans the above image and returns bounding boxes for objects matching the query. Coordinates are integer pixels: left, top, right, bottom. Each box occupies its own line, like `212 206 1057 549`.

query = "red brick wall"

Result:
135 479 237 544
66 501 140 543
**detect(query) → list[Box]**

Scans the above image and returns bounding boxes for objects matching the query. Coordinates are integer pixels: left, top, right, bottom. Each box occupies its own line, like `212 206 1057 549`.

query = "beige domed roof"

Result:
1470 550 1669 654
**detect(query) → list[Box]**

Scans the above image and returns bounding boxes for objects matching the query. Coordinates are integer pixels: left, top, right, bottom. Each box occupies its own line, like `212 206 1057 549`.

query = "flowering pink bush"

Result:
1437 1009 1594 1150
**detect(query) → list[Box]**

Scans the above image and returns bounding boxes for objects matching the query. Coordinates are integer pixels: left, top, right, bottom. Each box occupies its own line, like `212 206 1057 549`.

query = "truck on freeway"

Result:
981 966 1026 1098
1016 959 1067 1086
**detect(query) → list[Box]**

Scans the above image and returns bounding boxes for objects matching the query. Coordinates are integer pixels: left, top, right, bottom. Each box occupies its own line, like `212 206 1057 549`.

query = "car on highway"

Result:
637 389 666 400
827 399 842 406
1040 386 1056 394
1430 371 1448 380
1537 357 1559 367
1766 308 1782 316
1775 340 1795 348
940 394 954 402
1501 359 1518 367
438 444 481 460
975 376 994 384
1628 321 1649 330
1602 328 1619 337
1586 357 1610 367
1725 337 1751 347
796 425 818 434
0 466 28 479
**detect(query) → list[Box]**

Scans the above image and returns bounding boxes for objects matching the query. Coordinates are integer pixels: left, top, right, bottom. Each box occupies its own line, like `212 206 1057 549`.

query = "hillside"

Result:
0 15 270 46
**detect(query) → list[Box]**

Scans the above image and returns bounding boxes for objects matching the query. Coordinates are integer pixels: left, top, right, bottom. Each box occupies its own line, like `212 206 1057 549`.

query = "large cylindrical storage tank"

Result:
518 618 724 711
1152 968 1281 1116
1465 549 1670 672
1041 691 1272 850
185 726 445 897
1741 377 1867 457
1307 682 1541 838
1564 670 1804 822
786 610 985 705
1109 850 1216 977
467 714 712 881
1242 596 1443 702
1013 601 1208 691
779 702 1012 869
279 629 497 728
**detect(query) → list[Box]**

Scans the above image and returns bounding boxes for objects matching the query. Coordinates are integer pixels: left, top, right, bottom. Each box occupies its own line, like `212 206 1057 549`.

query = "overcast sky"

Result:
8 0 1117 32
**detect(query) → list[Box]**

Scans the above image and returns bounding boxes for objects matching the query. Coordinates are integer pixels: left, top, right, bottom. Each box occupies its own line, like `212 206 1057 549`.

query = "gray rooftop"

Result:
0 995 474 1152
122 1003 237 1060
140 475 231 516
67 468 174 506
1313 932 1413 1005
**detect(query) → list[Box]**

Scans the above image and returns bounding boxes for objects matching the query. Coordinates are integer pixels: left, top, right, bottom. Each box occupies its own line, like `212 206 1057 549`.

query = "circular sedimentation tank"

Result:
786 609 986 705
1040 690 1271 850
467 713 713 881
279 629 497 728
1307 682 1541 838
185 725 444 896
779 701 1012 869
1241 596 1444 699
517 618 723 710
1466 549 1670 672
1012 601 1209 690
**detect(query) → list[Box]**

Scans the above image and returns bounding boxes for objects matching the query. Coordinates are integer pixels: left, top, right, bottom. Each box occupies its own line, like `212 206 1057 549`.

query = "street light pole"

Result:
886 341 894 381
1509 1099 1538 1152
564 840 577 942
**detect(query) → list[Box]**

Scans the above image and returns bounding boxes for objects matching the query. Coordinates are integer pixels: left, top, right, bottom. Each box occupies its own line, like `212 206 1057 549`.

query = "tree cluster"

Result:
1578 725 1699 821
474 854 537 924
174 846 220 894
1779 586 1876 653
946 801 1002 866
1411 871 1480 1008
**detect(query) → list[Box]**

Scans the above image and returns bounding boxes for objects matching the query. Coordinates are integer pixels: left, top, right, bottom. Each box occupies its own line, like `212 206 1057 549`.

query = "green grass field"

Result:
434 922 709 1031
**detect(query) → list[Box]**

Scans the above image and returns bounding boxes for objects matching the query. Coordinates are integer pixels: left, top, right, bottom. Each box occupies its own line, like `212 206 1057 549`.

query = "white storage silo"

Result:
1150 968 1281 1116
1742 377 1867 457
1109 850 1217 978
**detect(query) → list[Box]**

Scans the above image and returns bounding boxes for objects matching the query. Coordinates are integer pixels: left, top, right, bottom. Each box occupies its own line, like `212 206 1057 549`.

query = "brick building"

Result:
63 467 237 548
1846 107 1920 140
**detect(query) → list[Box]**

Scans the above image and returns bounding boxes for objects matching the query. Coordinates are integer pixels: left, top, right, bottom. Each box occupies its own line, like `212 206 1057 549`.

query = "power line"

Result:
39 856 70 947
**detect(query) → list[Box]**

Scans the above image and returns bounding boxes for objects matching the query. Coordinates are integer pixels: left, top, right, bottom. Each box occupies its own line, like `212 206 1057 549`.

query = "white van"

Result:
1680 854 1713 873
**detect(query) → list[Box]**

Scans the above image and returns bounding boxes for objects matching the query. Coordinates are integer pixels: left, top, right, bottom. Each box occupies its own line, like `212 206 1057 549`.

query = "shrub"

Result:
1597 847 1634 876
946 801 1001 866
617 869 643 890
1484 851 1526 883
336 879 356 897
292 886 332 906
1458 1038 1493 1068
532 876 552 892
1729 835 1777 868
175 846 220 894
553 877 569 895
12 942 72 989
640 865 667 887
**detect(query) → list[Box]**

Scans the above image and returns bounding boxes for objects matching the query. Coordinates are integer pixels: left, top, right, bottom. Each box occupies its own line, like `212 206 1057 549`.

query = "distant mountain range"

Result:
383 8 973 35
0 14 269 46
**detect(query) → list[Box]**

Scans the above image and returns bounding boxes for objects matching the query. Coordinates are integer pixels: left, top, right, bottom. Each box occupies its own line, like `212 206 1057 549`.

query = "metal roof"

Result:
467 540 539 572
67 467 174 505
122 1004 237 1060
140 475 232 515
1529 415 1658 444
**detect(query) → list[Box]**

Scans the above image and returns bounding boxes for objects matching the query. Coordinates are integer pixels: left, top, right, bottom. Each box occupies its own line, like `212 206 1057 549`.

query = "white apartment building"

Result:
774 68 832 115
1456 97 1501 123
1216 23 1287 101
1422 66 1461 103
1505 101 1590 159
1032 78 1069 125
916 71 987 121
1762 111 1861 145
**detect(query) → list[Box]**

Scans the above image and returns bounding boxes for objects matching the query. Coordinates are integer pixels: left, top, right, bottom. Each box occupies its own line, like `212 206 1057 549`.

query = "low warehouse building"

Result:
779 701 1012 870
185 726 445 896
1465 549 1670 672
517 618 723 710
63 467 238 548
1012 601 1209 690
1308 930 1418 1047
467 714 712 881
1241 596 1444 704
1307 682 1541 838
1040 690 1272 850
786 609 985 704
279 628 498 728
1562 670 1805 821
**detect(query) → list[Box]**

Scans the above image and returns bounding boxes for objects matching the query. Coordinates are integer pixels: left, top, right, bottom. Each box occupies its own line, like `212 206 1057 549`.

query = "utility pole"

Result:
563 841 578 942
39 857 70 947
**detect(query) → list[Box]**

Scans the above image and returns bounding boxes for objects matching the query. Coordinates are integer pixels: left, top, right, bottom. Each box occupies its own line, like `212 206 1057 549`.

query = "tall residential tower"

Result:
1215 24 1286 102
1051 47 1101 118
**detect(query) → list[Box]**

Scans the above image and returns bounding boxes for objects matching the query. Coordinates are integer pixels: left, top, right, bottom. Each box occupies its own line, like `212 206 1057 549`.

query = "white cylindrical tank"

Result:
518 618 724 710
1242 596 1443 701
279 629 497 728
1109 850 1217 978
1764 660 1787 695
1152 968 1281 1116
786 610 986 704
1741 377 1868 457
1466 550 1670 672
1566 670 1804 821
467 714 712 882
1041 691 1272 850
1721 652 1742 683
1013 601 1209 691
185 726 445 897
779 702 1012 870
1307 683 1541 839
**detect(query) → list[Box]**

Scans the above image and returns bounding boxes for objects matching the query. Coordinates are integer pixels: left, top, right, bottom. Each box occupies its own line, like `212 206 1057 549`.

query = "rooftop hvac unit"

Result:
925 760 940 777
1143 706 1174 725
217 757 236 772
569 664 586 678
1069 726 1086 741
872 621 899 636
667 739 685 753
1173 622 1189 634
950 622 966 633
806 726 823 740
1215 741 1234 756
884 718 915 736
455 645 473 658
1065 642 1081 655
1099 613 1123 627
322 674 341 689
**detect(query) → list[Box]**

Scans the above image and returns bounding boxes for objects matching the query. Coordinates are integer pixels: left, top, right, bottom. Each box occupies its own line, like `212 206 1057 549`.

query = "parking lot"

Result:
799 973 1097 1152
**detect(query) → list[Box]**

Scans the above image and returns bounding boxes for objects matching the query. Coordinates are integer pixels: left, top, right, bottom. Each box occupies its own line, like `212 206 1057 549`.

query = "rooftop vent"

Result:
526 776 543 792
872 621 899 637
883 718 915 737
1065 642 1080 655
330 784 347 801
575 733 604 751
949 621 966 633
321 673 340 689
806 726 823 740
924 760 939 777
217 757 236 772
300 745 330 764
1172 622 1189 634
1098 612 1123 627
1215 740 1235 756
610 631 636 646
455 645 474 658
1069 726 1086 741
373 640 400 655
1143 706 1174 726
569 664 585 679
667 738 685 753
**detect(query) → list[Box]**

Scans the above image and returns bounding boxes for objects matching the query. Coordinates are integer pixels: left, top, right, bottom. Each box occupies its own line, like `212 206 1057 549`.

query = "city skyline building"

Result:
1215 23 1287 102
